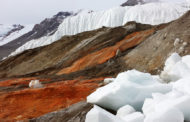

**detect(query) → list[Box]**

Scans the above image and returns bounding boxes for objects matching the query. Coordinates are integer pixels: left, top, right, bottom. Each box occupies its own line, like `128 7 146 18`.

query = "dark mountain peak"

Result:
54 11 73 18
32 11 73 36
121 0 145 6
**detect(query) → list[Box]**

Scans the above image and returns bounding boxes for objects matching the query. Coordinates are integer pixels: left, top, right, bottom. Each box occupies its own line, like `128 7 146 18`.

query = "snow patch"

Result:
143 91 190 121
121 112 144 122
0 24 34 46
29 80 43 88
144 107 184 122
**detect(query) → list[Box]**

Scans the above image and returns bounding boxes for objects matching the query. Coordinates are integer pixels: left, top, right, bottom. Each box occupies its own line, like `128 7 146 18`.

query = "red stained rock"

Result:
0 78 50 87
0 78 35 87
0 77 104 120
57 29 154 75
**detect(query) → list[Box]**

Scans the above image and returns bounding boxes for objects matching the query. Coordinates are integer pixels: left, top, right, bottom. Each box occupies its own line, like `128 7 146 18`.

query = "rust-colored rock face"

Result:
57 29 154 75
0 77 104 120
0 78 35 87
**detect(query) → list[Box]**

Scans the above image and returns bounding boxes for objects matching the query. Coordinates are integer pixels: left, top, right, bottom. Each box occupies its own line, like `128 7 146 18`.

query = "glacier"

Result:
9 2 190 57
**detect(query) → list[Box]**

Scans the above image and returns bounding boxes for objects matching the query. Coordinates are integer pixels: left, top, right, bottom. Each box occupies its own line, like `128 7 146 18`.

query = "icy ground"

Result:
86 53 190 122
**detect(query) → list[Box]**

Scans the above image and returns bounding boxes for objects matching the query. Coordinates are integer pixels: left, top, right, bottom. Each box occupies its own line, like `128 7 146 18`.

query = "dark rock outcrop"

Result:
31 12 72 39
121 0 145 6
30 101 93 122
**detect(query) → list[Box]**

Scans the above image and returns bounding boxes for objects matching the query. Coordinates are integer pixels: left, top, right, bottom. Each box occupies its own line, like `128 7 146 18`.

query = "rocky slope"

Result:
30 101 93 122
0 12 73 60
0 9 189 122
0 22 154 78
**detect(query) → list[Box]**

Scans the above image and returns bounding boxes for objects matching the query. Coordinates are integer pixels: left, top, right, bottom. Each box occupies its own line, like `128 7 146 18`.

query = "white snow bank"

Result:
87 70 172 111
173 78 190 95
144 107 184 122
29 80 43 88
10 2 190 57
86 105 144 122
160 53 190 82
85 105 126 122
143 90 190 121
0 24 34 46
0 24 14 37
119 112 144 122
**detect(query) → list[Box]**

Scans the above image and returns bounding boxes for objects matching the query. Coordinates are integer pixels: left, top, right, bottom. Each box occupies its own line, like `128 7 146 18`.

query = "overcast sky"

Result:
0 0 126 24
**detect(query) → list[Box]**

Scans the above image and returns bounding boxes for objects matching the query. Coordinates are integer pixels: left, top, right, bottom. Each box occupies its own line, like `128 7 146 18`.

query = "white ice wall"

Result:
9 2 190 57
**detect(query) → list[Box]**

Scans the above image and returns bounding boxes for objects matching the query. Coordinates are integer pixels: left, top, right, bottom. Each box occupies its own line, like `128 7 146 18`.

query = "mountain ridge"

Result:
0 11 74 60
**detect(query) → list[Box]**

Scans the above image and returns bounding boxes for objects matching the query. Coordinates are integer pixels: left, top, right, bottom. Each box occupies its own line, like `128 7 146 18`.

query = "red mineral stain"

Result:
0 77 105 120
57 29 154 75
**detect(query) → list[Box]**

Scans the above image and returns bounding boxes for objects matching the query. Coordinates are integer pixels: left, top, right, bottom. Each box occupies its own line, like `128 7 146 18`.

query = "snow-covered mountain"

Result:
121 0 190 6
0 24 33 46
0 11 74 60
9 2 190 57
